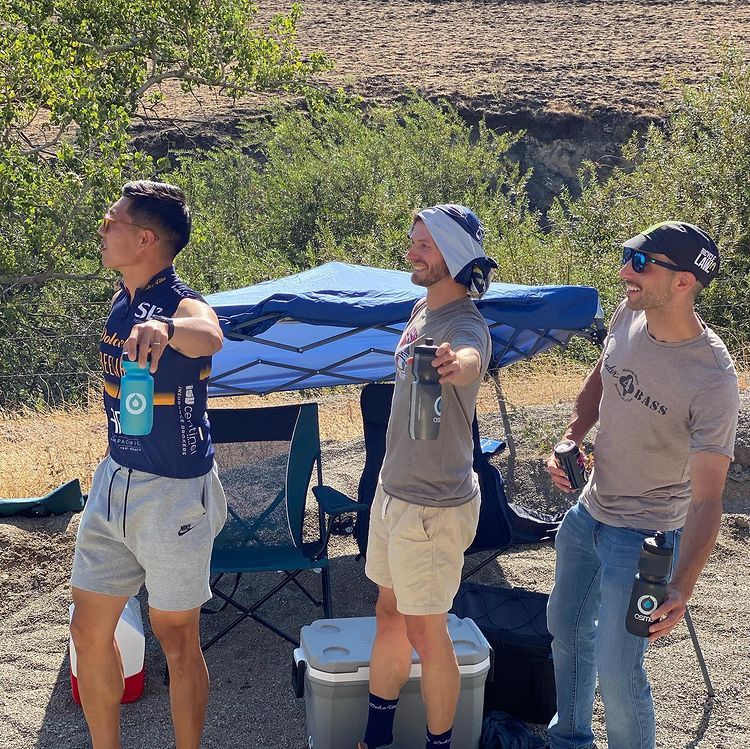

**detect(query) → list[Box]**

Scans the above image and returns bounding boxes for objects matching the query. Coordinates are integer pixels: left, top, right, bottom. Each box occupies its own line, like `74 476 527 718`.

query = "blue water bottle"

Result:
119 358 154 436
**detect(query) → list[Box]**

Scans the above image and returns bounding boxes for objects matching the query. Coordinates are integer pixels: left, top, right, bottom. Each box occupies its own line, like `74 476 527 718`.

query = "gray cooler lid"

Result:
300 614 489 674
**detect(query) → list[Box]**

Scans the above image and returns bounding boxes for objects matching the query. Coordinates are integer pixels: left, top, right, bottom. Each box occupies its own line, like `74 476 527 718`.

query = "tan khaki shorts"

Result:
364 483 480 615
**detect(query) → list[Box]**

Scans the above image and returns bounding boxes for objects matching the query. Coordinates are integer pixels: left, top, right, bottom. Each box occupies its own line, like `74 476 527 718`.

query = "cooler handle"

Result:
292 647 306 698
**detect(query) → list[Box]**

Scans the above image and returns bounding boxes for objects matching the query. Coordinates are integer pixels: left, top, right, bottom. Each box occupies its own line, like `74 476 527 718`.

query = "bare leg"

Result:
405 613 459 735
369 586 413 699
149 606 207 749
70 588 129 749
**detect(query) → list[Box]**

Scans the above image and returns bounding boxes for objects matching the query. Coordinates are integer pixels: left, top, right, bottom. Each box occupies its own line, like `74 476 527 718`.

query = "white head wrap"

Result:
416 204 497 298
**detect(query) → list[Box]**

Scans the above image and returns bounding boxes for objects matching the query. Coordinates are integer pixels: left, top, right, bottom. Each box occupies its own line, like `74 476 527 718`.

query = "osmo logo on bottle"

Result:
635 594 658 621
433 396 442 422
125 393 147 415
625 531 673 637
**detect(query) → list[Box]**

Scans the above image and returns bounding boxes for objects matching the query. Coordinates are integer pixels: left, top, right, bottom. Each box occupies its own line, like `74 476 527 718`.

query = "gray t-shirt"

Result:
380 296 492 507
580 302 739 530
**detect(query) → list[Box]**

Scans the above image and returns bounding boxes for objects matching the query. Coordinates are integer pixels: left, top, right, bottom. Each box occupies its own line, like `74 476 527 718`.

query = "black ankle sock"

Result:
426 726 453 748
362 692 398 748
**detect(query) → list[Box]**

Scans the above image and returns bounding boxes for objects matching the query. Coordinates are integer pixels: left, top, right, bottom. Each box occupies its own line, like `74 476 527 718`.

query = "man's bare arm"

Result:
563 355 604 444
169 298 223 359
434 342 482 387
123 297 223 372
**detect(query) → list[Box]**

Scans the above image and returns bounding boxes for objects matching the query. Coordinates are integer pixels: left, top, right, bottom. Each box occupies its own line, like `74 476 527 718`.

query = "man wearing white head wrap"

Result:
358 206 493 749
415 204 497 299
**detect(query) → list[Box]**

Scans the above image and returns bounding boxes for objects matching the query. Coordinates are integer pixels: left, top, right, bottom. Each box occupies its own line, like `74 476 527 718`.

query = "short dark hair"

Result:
122 180 191 256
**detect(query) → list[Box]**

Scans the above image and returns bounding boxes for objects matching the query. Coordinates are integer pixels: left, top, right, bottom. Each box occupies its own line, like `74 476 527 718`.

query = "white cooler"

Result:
293 614 491 749
69 596 145 704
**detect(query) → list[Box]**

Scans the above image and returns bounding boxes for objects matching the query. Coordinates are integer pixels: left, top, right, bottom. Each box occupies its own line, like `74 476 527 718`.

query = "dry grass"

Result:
1 355 744 499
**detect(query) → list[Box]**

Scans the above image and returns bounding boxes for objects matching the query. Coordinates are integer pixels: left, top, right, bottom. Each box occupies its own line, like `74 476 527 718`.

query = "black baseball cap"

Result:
623 221 720 286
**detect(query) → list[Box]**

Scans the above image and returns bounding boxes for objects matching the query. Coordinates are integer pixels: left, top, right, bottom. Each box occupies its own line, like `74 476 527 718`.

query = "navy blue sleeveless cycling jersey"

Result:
100 266 215 478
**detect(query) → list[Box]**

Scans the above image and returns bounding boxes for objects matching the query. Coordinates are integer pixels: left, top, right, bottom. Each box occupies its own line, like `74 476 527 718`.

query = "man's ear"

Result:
137 228 160 255
675 270 698 293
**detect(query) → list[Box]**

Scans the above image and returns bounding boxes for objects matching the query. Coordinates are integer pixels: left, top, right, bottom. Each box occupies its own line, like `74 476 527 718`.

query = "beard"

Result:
411 260 451 287
624 283 673 311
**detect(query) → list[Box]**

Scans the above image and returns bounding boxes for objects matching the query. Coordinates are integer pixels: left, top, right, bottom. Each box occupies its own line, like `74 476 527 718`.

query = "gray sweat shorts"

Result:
71 456 227 611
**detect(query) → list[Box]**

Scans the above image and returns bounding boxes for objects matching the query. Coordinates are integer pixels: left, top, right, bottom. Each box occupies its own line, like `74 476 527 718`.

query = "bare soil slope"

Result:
276 0 750 113
164 0 750 118
135 0 750 207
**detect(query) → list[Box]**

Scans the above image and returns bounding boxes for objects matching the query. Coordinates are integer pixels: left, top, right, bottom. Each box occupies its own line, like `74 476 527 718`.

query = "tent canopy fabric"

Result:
207 262 601 397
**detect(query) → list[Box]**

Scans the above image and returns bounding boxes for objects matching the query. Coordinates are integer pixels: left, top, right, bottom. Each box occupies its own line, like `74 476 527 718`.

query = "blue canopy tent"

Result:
206 262 603 482
203 264 715 690
206 262 602 397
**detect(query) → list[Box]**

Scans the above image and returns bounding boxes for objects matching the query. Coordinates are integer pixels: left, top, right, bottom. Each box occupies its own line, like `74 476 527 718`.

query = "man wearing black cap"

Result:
545 221 739 749
358 205 495 749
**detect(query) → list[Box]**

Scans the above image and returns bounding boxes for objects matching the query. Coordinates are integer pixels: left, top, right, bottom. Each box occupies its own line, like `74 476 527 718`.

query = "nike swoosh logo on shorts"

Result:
178 524 195 536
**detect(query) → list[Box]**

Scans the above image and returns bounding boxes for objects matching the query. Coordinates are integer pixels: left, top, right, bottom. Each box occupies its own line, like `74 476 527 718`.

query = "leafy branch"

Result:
0 0 330 290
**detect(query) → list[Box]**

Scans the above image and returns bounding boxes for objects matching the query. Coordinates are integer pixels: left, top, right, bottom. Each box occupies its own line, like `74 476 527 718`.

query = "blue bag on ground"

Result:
481 711 545 749
451 582 556 724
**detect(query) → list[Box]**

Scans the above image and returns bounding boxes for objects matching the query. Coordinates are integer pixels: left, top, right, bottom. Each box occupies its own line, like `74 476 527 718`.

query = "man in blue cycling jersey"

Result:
70 181 226 749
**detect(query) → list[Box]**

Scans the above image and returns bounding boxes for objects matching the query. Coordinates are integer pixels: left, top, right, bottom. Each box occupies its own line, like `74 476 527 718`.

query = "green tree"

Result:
0 0 327 407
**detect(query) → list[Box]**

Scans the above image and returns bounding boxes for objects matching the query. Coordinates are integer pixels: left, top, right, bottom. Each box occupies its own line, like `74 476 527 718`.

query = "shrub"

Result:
545 49 750 348
5 50 750 409
172 93 547 291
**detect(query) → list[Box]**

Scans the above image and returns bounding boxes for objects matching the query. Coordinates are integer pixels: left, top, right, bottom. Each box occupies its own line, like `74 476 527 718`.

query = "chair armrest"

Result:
312 486 368 517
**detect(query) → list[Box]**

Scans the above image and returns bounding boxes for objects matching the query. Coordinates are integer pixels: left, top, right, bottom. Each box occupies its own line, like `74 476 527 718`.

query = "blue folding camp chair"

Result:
201 403 365 650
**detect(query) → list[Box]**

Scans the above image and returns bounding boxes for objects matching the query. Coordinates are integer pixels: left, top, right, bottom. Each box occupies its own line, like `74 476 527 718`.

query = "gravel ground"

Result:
1 397 748 748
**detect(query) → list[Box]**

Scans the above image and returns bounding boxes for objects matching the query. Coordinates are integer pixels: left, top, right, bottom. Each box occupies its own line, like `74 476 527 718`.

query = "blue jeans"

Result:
547 501 681 749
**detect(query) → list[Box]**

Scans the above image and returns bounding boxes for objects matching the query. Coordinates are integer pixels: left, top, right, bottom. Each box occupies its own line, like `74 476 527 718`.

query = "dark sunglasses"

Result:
621 247 683 273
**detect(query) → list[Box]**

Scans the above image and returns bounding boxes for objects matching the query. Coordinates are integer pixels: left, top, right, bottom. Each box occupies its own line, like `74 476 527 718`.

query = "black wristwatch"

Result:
151 315 175 341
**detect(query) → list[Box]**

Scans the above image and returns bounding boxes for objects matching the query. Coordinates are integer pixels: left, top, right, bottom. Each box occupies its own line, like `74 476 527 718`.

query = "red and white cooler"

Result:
69 596 146 704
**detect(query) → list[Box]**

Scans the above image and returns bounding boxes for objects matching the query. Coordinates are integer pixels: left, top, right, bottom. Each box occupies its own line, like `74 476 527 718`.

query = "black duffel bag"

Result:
452 582 556 725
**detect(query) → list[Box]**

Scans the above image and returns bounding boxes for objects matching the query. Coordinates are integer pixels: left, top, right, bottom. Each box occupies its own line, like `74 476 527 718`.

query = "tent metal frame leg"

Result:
684 605 715 698
489 370 516 487
164 567 325 685
461 542 513 581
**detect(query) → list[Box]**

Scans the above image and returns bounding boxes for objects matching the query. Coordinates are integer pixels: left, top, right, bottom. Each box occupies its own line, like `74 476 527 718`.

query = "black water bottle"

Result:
408 337 442 440
625 531 673 637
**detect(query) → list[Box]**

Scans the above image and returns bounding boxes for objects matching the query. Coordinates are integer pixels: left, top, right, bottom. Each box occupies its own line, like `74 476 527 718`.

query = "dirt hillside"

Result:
133 0 750 207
